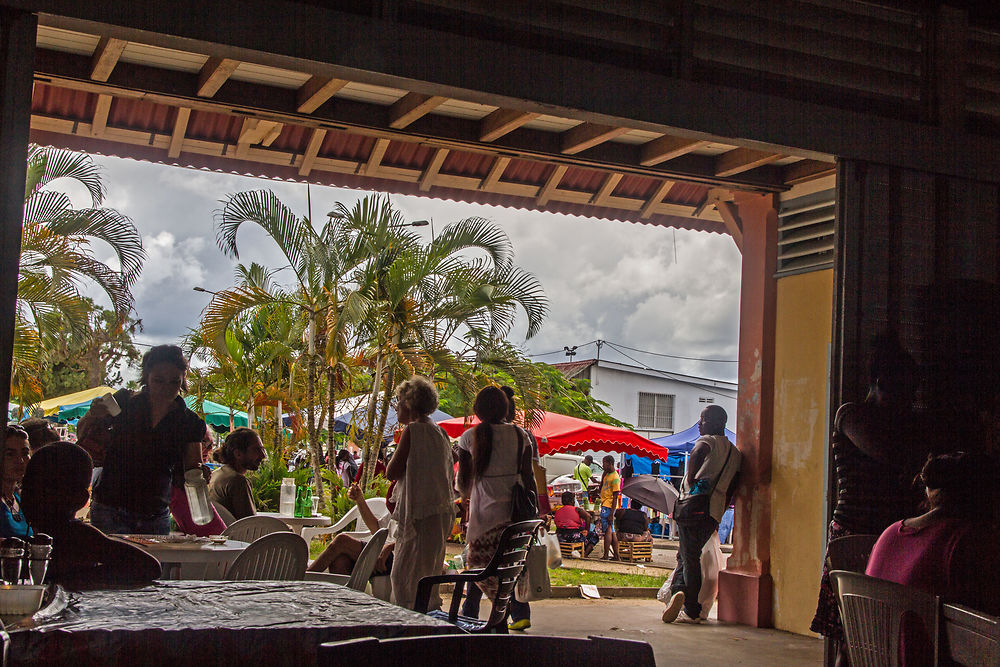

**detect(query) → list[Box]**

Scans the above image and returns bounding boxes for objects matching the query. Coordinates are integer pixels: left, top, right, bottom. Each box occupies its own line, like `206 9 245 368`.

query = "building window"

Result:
698 397 714 404
637 392 674 430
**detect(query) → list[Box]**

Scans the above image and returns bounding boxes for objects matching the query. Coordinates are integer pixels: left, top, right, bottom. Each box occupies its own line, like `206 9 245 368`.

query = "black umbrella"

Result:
622 475 679 515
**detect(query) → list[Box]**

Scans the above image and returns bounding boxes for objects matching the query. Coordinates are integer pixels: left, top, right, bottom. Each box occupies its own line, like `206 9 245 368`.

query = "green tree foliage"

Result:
436 360 631 429
38 298 143 398
14 146 145 407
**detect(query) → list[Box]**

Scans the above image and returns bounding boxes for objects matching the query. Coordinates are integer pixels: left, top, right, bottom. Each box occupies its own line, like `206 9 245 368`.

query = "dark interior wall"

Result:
834 158 1000 432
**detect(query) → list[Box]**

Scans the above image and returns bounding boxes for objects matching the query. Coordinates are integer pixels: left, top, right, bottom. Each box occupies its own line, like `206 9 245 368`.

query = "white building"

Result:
550 358 738 440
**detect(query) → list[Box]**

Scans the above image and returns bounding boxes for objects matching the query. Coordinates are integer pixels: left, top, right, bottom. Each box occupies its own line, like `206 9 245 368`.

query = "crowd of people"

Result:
7 330 994 648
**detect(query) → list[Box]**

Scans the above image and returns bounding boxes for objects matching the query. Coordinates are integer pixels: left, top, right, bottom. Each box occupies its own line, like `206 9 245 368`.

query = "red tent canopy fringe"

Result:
436 411 667 459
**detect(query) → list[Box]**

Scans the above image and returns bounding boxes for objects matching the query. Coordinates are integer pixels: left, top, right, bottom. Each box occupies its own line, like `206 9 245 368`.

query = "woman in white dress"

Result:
456 386 533 605
385 376 455 610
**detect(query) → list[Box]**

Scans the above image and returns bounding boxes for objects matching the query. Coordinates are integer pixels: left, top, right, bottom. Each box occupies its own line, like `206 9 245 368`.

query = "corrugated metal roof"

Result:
29 84 729 233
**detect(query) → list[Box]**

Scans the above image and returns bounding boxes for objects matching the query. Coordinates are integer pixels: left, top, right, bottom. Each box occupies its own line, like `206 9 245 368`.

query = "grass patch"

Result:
549 567 666 588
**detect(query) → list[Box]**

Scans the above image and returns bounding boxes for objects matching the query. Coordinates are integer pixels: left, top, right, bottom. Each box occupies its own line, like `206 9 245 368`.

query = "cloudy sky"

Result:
68 155 742 383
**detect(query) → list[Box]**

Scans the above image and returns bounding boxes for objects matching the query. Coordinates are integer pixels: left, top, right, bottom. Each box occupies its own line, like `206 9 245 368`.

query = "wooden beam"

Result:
715 148 784 177
388 93 446 129
561 123 629 155
479 109 539 142
782 159 836 185
590 172 623 206
167 106 191 158
716 200 744 252
640 136 708 166
296 75 348 114
298 127 327 176
236 118 282 158
90 94 112 137
89 36 126 82
197 57 239 97
691 195 714 218
639 180 674 219
537 164 568 205
32 48 788 191
419 147 448 191
480 156 510 190
359 138 389 175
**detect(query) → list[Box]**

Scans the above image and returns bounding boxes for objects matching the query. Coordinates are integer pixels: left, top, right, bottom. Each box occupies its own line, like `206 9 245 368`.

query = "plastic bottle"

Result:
184 468 213 525
279 478 296 516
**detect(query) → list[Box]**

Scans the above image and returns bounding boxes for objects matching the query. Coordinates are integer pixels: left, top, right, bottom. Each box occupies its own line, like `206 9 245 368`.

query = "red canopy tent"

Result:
436 411 667 459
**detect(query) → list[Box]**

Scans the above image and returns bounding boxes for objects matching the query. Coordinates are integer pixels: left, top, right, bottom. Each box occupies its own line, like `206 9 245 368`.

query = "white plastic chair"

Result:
304 528 390 592
223 515 292 543
212 501 236 527
226 532 308 581
301 497 389 543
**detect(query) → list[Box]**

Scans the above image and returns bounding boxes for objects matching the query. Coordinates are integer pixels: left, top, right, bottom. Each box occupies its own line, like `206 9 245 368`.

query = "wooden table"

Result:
113 534 250 580
259 512 332 537
6 580 455 666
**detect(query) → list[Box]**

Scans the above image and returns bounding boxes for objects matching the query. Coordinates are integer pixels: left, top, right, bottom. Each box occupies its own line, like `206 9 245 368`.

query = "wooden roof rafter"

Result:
28 21 837 235
32 45 813 192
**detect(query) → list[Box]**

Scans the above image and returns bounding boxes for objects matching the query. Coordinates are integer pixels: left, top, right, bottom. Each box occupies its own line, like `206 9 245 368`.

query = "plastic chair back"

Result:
212 501 237 527
301 498 389 543
345 528 389 591
942 603 1000 666
827 534 878 572
831 570 940 667
414 519 542 633
226 531 308 581
222 514 292 543
319 634 656 666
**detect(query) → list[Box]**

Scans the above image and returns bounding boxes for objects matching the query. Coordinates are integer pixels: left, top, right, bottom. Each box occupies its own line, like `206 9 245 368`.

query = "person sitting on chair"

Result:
209 427 266 521
616 501 652 542
21 442 161 587
307 483 394 577
553 491 598 556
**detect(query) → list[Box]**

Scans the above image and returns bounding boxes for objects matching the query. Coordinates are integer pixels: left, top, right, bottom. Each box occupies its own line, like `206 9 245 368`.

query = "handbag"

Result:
510 428 539 522
673 443 735 523
515 539 551 602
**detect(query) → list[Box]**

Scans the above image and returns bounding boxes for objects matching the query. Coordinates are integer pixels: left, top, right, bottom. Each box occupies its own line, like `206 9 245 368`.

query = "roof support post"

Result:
718 191 778 629
0 9 36 455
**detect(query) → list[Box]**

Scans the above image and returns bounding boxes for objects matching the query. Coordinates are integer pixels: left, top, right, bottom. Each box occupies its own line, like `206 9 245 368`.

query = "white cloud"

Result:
88 154 743 381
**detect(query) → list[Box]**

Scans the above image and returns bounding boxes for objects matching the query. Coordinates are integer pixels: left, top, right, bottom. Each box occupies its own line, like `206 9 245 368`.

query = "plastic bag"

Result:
541 529 562 569
658 531 725 619
515 544 551 602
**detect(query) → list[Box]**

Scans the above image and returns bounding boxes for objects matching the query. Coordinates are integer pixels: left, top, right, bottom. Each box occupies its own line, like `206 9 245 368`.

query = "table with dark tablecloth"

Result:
6 580 455 666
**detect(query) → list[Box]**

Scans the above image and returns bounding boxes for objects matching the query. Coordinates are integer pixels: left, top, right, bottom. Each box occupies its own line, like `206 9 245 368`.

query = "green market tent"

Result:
184 396 249 429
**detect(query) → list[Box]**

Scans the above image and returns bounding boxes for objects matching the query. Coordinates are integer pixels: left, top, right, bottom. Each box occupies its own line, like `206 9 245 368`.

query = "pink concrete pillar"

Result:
717 191 778 628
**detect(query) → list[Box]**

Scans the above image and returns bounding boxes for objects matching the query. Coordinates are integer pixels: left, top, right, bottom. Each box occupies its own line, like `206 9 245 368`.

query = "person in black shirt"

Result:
616 501 651 542
77 345 206 535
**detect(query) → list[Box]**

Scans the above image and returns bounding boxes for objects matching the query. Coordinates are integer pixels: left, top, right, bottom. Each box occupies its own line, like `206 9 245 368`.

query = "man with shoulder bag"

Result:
662 405 741 624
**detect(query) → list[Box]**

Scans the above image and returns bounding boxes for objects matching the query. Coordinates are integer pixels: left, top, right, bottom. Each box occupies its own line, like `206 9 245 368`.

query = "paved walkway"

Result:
501 598 823 666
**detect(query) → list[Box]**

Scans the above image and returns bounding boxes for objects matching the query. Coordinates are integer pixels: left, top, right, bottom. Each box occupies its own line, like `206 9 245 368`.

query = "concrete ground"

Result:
526 598 823 666
489 598 824 666
445 539 821 665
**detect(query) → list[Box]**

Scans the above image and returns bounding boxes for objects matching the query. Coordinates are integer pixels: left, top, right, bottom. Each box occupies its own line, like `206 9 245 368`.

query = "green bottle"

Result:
303 485 313 517
293 485 304 518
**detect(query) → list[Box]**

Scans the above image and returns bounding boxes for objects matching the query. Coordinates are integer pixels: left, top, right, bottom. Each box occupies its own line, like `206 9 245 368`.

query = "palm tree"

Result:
13 146 145 406
331 202 549 487
204 191 373 502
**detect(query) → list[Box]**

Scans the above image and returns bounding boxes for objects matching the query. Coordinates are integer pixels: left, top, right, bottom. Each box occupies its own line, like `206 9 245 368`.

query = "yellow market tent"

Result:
37 386 115 417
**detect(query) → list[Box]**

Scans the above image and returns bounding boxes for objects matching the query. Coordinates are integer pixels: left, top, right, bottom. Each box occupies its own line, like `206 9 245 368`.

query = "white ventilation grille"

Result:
777 188 836 276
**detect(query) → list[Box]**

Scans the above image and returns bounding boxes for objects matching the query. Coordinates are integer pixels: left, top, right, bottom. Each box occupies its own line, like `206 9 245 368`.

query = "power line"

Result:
603 340 738 363
602 341 737 401
529 338 737 364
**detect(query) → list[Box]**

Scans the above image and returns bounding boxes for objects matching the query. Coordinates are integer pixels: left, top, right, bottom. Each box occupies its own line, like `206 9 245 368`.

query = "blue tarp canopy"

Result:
626 423 737 473
334 404 452 441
